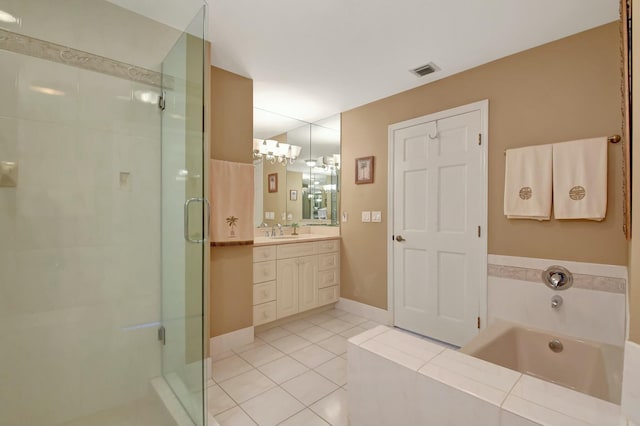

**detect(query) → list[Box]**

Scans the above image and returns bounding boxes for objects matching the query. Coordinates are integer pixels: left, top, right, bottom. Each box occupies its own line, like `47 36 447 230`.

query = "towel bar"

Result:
504 135 621 154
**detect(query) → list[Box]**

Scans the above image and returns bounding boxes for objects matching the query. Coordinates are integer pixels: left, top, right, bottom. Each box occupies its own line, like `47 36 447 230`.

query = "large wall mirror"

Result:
253 108 341 227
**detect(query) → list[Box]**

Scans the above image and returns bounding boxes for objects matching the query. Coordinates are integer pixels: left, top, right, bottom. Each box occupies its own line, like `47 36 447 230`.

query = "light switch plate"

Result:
361 211 371 222
342 211 348 222
372 211 382 222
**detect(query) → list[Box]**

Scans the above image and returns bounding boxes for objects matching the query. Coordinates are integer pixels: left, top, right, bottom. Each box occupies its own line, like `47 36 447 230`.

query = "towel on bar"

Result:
210 159 254 244
553 138 607 221
504 144 552 220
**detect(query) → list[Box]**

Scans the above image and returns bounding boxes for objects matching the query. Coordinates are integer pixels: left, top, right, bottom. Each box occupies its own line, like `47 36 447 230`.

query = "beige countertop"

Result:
253 233 340 246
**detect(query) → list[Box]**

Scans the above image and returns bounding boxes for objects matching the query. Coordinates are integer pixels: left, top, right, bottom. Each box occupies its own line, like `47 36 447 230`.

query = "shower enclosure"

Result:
0 1 208 425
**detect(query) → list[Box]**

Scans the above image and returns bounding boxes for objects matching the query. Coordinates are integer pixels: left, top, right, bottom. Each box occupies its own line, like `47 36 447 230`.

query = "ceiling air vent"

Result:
410 62 439 77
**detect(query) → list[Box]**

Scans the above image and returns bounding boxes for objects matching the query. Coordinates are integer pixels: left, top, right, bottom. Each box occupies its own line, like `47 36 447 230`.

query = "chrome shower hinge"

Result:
158 326 166 345
158 90 166 111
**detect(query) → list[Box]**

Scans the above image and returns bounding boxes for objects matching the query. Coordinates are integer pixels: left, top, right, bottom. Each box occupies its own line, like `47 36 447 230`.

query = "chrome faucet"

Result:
271 223 283 237
258 222 269 238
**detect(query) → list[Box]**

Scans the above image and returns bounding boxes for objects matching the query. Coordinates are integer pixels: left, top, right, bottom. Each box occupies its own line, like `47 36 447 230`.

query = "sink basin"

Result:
270 235 301 240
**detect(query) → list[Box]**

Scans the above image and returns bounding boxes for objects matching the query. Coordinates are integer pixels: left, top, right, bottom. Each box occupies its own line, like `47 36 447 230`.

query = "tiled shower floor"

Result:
208 308 382 426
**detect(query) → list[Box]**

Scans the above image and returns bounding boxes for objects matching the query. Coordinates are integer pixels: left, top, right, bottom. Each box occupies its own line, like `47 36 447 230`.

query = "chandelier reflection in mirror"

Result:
253 138 303 166
306 154 341 171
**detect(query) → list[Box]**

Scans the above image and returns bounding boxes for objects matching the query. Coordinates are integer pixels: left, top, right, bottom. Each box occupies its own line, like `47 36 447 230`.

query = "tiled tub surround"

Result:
348 326 628 426
487 255 627 347
460 320 624 404
622 341 640 425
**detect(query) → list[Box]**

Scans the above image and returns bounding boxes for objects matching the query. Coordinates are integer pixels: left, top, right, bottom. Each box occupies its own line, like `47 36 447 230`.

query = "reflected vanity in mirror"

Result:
253 108 340 228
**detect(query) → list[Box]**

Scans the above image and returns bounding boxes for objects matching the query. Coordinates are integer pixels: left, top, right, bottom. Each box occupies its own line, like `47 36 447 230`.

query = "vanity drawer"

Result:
318 269 339 288
318 286 339 305
253 245 277 262
318 252 339 271
316 239 340 254
253 301 277 326
253 261 276 283
253 281 276 305
277 242 315 259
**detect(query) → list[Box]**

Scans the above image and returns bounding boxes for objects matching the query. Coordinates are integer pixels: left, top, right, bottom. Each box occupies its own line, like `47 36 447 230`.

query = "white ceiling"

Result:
210 0 618 124
106 0 619 128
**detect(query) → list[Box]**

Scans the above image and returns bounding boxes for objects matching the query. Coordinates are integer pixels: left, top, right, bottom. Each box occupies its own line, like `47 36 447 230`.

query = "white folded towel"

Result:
504 144 552 220
552 138 607 221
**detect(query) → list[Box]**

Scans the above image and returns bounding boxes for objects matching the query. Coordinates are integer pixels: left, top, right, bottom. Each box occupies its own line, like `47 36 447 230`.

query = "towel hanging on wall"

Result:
210 159 255 245
552 138 607 221
504 144 553 220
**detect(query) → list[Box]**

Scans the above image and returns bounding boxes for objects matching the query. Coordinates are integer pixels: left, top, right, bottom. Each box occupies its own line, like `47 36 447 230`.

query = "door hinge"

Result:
158 326 166 345
477 226 481 238
478 133 482 146
158 90 166 111
477 317 481 329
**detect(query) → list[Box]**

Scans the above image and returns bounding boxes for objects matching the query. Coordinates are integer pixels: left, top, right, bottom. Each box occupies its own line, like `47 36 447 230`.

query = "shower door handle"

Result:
184 197 210 243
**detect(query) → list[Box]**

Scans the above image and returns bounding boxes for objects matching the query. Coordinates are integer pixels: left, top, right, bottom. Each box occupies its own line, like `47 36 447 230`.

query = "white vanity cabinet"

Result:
252 238 339 325
276 255 318 318
252 245 277 326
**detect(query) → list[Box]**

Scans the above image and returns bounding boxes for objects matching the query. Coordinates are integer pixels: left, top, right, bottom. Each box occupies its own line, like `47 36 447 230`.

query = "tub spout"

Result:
551 295 563 309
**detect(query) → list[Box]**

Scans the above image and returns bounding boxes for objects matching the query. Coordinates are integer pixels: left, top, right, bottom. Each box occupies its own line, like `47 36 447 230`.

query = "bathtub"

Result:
460 320 624 404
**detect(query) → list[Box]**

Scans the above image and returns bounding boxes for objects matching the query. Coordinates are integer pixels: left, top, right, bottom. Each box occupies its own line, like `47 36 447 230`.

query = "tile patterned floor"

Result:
209 308 379 426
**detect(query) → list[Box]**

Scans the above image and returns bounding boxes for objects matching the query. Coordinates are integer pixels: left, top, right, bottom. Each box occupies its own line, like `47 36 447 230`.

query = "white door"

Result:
390 103 487 347
298 256 319 312
276 258 299 318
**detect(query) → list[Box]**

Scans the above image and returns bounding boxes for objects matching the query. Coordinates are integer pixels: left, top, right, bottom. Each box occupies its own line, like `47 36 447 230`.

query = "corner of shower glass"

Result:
159 2 209 426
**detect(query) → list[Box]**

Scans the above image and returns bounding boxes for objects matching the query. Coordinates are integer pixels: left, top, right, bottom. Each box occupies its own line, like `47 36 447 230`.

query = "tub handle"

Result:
542 266 573 291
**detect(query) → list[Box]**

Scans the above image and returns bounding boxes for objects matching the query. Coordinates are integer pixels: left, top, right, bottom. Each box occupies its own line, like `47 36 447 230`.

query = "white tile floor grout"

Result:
209 308 376 426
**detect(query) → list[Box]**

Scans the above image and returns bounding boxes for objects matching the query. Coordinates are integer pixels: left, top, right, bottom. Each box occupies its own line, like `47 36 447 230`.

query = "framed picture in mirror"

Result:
268 173 278 193
355 156 374 184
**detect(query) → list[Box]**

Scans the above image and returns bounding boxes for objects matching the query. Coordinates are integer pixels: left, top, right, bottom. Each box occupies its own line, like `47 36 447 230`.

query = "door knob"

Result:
395 235 405 242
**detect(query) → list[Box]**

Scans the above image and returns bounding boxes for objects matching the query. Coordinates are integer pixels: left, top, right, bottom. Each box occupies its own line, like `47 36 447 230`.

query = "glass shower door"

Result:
160 7 206 426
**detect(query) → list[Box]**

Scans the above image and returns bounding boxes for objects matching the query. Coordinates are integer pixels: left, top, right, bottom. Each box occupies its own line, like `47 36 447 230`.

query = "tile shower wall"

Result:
487 255 627 347
0 48 163 425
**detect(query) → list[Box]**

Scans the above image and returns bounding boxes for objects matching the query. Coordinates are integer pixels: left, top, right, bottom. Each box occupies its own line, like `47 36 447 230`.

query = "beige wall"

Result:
629 11 639 344
262 160 285 224
210 66 254 337
261 133 288 226
287 171 304 222
341 22 626 310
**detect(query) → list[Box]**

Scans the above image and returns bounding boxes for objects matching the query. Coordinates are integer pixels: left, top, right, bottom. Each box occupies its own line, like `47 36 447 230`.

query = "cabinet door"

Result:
276 258 299 318
298 255 319 313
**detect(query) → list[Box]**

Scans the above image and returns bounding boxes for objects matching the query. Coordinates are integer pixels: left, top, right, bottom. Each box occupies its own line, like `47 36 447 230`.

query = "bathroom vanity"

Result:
252 235 340 325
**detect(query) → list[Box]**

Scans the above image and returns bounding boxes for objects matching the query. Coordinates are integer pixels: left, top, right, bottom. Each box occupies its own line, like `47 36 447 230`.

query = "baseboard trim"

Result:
209 326 254 359
336 297 392 324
